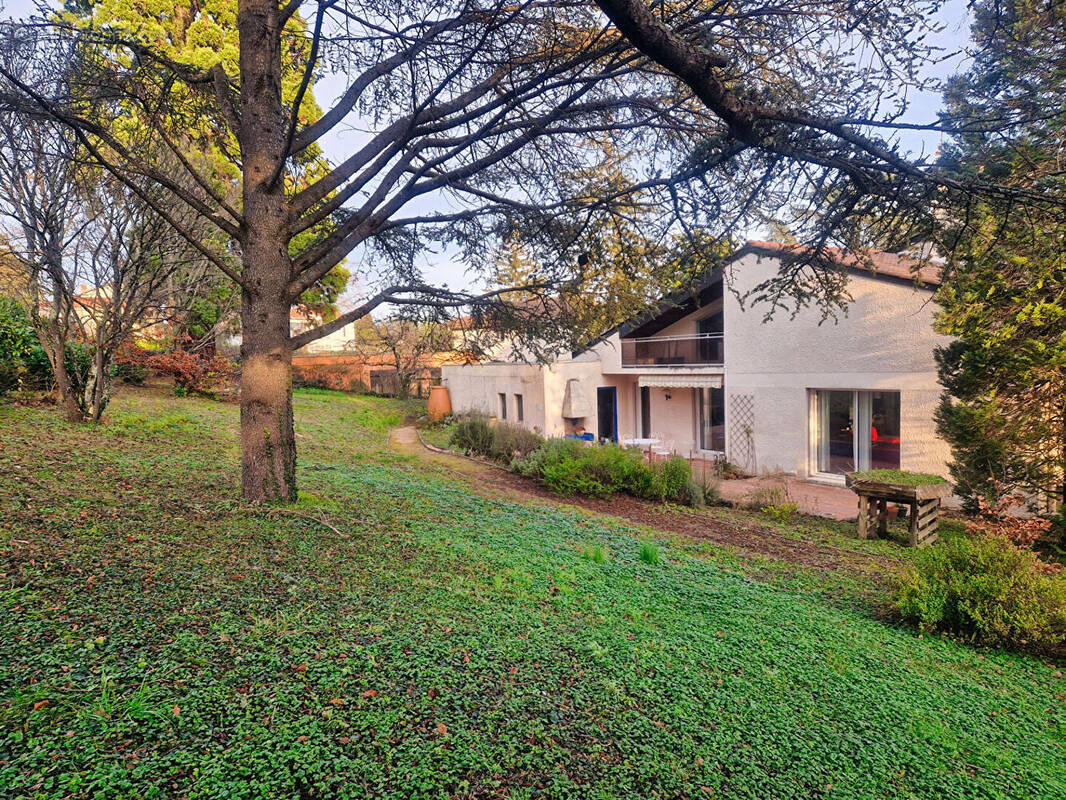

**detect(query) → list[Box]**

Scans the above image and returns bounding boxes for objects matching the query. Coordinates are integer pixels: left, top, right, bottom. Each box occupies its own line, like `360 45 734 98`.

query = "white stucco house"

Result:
441 240 952 483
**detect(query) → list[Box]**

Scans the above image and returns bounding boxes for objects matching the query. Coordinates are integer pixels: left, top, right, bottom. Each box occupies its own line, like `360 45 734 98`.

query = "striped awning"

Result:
638 375 722 389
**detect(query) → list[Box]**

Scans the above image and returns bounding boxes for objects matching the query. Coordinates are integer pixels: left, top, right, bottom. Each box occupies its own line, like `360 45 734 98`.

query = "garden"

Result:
4 386 1063 798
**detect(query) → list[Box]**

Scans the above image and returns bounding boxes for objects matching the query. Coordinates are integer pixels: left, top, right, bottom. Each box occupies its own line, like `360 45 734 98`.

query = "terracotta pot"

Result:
427 384 452 422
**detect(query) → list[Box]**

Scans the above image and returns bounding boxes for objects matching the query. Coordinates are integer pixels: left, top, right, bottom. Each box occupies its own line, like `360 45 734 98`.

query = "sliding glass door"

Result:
811 390 900 477
698 386 725 452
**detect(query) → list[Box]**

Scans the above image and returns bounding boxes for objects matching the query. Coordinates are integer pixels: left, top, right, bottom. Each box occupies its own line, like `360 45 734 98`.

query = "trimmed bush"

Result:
488 423 544 466
893 533 1066 649
449 416 494 456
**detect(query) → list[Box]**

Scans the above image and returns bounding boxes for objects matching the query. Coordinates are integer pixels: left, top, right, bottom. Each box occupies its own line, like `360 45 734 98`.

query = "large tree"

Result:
3 0 1055 502
932 0 1066 511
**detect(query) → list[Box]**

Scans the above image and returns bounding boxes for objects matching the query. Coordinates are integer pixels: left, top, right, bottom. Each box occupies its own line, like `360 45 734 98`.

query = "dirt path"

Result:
389 427 903 580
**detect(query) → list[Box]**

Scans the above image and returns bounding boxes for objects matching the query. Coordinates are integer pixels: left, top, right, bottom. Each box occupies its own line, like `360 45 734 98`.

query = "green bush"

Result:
488 423 544 466
678 480 706 508
515 439 641 495
449 416 494 456
0 297 51 394
513 437 571 478
893 533 1066 649
543 456 613 497
762 500 799 524
513 439 692 503
641 456 691 502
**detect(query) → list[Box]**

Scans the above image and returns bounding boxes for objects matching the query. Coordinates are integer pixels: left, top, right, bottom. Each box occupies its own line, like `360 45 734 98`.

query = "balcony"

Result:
620 333 724 367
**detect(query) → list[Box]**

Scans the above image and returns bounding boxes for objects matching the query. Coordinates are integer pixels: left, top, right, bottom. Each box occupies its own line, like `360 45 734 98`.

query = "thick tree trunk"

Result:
52 348 83 423
237 0 297 503
36 324 82 422
239 284 297 503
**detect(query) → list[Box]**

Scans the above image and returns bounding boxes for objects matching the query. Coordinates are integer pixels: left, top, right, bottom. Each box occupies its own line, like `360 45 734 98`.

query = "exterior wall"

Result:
442 362 547 432
543 359 615 438
723 252 951 478
440 249 952 481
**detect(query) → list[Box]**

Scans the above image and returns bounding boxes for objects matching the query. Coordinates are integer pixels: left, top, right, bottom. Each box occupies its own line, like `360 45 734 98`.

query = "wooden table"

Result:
844 474 952 546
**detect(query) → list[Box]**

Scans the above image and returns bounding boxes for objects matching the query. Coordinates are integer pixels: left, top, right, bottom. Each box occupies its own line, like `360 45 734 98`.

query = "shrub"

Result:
113 342 153 385
542 457 613 497
449 416 494 456
678 480 705 508
514 440 694 503
762 500 799 524
0 298 51 394
893 533 1066 649
513 437 573 478
148 347 236 396
642 456 691 502
488 423 544 466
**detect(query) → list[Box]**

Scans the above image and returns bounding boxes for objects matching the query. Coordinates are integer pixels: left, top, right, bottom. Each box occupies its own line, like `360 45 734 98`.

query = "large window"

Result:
697 306 724 363
811 390 901 476
698 386 725 452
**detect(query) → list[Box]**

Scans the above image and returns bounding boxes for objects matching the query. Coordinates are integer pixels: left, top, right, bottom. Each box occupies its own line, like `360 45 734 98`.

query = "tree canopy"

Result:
933 0 1066 511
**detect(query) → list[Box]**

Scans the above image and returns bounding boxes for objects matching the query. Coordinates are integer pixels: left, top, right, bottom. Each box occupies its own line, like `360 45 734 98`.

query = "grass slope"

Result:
1 389 1063 799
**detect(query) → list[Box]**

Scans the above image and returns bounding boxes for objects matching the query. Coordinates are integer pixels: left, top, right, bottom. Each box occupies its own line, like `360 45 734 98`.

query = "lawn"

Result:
1 388 1063 799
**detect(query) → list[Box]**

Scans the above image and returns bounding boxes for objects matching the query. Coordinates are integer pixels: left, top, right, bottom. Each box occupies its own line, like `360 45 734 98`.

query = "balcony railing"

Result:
621 333 724 367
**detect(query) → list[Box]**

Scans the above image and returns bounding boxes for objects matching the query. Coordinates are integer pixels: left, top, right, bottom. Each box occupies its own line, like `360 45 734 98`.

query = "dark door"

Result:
597 387 618 442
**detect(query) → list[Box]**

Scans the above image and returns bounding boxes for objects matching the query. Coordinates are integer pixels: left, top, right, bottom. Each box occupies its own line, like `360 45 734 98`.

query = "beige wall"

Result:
442 249 952 480
722 252 951 478
441 363 546 431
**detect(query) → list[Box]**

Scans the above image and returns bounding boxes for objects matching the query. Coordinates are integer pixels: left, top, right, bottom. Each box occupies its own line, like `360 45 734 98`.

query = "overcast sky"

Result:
1 0 973 305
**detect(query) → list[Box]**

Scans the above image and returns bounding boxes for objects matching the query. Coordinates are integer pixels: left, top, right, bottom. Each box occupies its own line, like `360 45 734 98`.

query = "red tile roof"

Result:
746 240 942 286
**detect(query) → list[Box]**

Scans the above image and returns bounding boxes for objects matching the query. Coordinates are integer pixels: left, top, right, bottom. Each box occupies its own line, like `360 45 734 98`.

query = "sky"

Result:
0 0 975 305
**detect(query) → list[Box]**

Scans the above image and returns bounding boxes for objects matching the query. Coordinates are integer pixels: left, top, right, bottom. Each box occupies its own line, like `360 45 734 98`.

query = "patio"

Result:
641 449 861 521
714 474 860 521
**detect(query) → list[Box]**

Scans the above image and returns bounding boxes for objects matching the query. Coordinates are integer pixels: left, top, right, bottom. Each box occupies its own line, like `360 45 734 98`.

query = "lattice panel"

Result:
729 393 756 473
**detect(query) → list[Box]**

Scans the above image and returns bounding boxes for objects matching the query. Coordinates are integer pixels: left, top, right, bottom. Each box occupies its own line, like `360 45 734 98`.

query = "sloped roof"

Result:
575 239 941 354
746 240 942 286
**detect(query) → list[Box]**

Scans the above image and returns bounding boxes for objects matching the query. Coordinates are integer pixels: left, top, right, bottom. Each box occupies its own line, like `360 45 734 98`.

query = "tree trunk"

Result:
237 0 297 503
239 283 296 503
36 324 82 423
52 347 84 423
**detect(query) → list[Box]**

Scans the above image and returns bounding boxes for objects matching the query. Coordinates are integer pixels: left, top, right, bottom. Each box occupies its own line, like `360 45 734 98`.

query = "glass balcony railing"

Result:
620 333 724 367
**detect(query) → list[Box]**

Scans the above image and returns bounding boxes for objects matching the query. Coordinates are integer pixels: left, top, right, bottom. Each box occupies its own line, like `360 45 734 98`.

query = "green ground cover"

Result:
1 388 1062 798
849 469 948 486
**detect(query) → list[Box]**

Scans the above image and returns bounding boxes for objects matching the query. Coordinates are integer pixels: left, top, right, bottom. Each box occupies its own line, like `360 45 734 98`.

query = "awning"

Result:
638 375 722 389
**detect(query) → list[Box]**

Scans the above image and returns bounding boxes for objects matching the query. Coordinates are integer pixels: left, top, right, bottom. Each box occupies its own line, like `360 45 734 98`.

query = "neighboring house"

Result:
442 240 952 483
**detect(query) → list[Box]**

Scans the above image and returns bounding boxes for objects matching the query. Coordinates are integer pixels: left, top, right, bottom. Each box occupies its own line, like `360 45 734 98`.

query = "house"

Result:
441 240 952 483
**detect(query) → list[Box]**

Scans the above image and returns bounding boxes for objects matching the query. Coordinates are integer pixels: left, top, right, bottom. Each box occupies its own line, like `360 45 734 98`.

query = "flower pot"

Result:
427 384 452 422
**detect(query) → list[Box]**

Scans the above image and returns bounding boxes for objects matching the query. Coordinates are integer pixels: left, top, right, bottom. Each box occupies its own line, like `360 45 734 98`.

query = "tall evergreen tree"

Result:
934 0 1066 511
